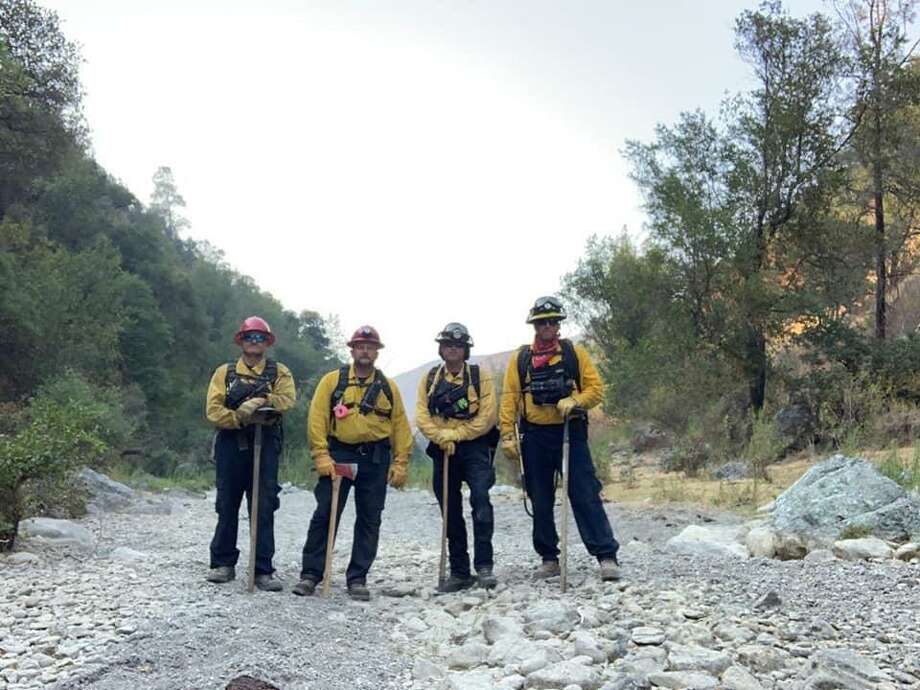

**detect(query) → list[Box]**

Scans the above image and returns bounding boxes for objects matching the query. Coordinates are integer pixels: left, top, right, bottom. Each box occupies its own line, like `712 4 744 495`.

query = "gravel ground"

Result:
2 481 919 689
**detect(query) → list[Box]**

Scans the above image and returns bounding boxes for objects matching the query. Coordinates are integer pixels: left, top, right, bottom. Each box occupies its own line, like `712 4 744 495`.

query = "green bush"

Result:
0 372 119 548
743 412 786 477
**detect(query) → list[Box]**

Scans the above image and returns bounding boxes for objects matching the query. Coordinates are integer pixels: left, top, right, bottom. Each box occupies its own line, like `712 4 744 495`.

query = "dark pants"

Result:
209 426 281 575
430 439 495 577
522 422 619 563
300 445 390 585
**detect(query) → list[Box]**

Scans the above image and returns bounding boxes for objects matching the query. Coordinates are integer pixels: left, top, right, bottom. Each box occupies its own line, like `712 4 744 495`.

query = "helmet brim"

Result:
526 312 566 324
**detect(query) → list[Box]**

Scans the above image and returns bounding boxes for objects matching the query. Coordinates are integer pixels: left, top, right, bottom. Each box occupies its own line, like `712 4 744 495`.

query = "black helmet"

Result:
435 322 473 360
526 296 567 324
435 322 474 346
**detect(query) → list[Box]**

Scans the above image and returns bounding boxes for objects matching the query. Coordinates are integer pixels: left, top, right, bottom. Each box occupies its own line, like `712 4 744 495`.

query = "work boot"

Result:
533 560 561 579
476 567 498 589
347 581 371 601
599 558 622 582
292 577 318 597
206 566 235 583
439 573 476 593
254 574 283 592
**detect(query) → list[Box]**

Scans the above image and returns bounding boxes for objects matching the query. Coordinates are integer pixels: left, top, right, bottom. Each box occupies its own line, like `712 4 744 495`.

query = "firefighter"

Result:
499 297 621 581
205 316 296 591
417 323 499 591
293 326 413 600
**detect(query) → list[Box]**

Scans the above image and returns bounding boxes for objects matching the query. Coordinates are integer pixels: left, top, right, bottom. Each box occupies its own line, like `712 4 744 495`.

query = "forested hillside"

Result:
0 0 338 539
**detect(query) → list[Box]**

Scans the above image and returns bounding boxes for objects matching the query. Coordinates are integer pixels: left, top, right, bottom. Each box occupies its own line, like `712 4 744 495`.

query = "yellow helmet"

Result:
526 296 567 324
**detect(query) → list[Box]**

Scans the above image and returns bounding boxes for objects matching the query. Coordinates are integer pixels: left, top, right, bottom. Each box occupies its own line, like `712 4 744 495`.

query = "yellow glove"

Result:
556 396 578 417
314 452 336 478
388 458 408 488
439 428 461 443
501 434 520 462
236 397 267 424
439 440 457 457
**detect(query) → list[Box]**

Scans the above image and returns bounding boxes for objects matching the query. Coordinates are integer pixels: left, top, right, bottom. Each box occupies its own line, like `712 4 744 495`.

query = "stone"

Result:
712 462 753 481
745 527 776 558
803 549 836 563
666 525 748 559
713 623 755 644
722 665 765 690
647 670 718 689
4 551 40 566
666 643 732 675
448 641 490 670
110 547 147 561
631 626 666 645
18 518 95 550
894 542 920 560
78 467 135 511
447 670 498 690
833 537 893 561
526 659 602 690
523 600 580 635
572 631 607 664
631 425 671 453
736 644 786 673
753 590 782 610
805 648 892 689
769 455 920 547
773 403 815 450
483 616 523 644
497 675 526 690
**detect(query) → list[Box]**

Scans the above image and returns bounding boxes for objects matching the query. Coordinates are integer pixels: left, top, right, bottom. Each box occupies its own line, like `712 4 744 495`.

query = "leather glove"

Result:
236 397 267 424
501 434 520 462
438 440 457 457
388 458 408 488
556 396 578 417
314 452 336 478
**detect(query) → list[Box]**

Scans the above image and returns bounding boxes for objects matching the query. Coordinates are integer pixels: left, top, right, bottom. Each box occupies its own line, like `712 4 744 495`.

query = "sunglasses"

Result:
242 332 269 343
534 319 561 327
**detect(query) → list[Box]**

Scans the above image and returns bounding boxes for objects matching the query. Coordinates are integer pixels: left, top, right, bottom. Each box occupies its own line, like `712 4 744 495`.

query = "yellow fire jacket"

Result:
308 365 413 460
499 342 603 435
415 363 498 442
206 357 296 430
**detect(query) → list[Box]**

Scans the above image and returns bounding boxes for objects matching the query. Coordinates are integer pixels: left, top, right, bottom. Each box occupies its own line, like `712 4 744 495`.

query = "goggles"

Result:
241 332 270 343
533 318 561 327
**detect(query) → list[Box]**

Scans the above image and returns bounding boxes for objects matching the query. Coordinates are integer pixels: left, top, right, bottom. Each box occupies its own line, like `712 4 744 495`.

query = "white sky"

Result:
44 0 826 374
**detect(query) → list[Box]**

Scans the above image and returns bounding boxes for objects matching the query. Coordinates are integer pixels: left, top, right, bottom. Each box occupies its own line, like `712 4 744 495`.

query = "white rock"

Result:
722 665 764 690
894 542 919 561
523 601 580 635
4 552 40 566
647 670 719 689
736 644 786 673
803 549 836 563
632 626 666 646
666 643 732 675
833 537 893 561
572 631 607 664
666 525 749 559
447 669 498 690
18 518 95 550
110 547 147 562
745 527 776 558
526 659 602 689
448 642 490 670
483 616 523 644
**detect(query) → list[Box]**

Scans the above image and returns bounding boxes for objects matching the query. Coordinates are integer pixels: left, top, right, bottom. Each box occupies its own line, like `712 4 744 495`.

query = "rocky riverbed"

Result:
1 479 919 689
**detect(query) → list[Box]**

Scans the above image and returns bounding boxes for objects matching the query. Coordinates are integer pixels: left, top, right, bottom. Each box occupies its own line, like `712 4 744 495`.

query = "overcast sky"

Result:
44 0 827 374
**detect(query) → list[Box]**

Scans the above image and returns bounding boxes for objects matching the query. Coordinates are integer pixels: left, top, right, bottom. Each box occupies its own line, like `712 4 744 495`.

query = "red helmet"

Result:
234 316 275 345
347 325 384 348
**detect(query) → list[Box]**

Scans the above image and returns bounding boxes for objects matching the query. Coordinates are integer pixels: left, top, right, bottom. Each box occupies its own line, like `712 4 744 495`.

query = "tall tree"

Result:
835 0 920 338
150 166 188 239
625 2 849 411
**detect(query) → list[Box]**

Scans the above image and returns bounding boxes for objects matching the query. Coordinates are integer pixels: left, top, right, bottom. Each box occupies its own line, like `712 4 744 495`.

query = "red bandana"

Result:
531 337 560 370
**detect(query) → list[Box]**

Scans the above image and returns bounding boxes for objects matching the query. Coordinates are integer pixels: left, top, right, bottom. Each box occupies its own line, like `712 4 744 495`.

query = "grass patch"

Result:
839 524 873 540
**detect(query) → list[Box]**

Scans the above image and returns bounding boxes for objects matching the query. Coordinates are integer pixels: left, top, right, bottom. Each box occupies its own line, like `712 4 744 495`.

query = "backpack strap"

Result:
375 369 394 408
469 364 481 398
330 365 351 411
559 339 580 390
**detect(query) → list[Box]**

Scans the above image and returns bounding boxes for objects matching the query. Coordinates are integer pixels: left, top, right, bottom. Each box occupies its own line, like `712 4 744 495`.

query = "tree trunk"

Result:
746 325 768 412
875 187 887 340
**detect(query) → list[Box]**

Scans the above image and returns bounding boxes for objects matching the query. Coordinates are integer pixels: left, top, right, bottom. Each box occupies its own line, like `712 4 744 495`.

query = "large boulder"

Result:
78 467 135 512
18 518 95 551
769 455 920 550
